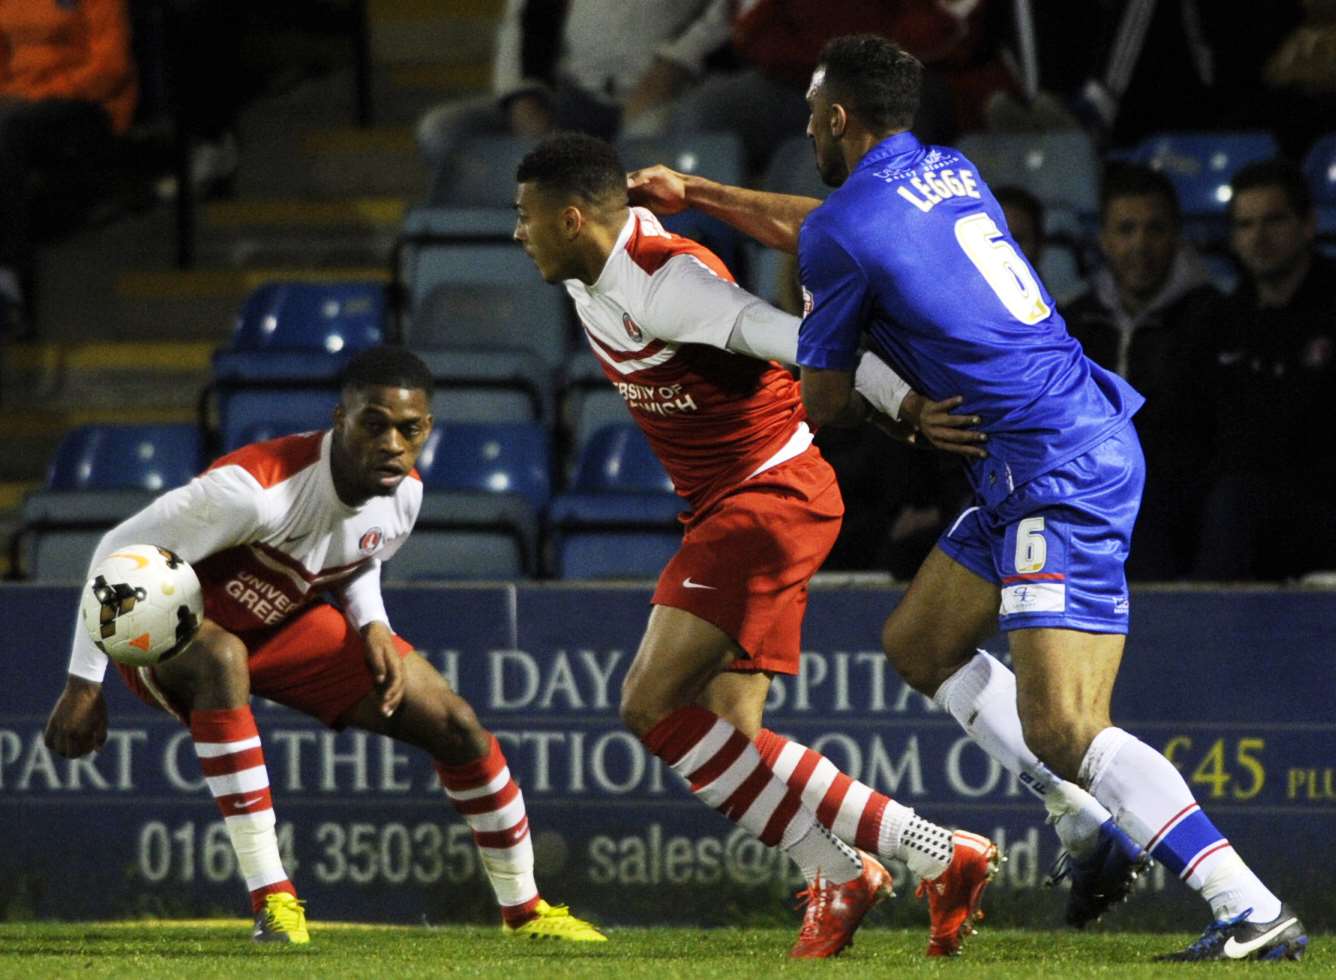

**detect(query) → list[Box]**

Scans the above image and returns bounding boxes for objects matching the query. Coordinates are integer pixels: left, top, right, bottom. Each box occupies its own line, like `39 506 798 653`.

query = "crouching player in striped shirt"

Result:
43 347 606 945
514 132 998 959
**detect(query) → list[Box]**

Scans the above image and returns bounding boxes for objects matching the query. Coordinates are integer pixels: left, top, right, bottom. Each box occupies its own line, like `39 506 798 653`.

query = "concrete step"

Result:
2 341 214 413
367 0 502 66
110 265 390 341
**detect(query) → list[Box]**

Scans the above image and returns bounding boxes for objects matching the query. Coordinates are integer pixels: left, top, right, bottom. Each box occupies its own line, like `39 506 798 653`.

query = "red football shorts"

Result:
116 601 414 727
652 446 843 675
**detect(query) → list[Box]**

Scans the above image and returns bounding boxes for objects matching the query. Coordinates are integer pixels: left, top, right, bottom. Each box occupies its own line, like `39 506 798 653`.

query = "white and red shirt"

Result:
566 207 813 513
68 430 422 683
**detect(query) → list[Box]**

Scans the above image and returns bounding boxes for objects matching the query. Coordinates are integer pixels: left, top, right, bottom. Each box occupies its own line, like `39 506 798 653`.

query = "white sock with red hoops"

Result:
191 707 295 914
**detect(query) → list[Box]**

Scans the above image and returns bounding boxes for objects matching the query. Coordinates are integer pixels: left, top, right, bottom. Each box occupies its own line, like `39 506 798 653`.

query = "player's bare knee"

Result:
619 684 667 739
177 628 249 697
882 621 949 695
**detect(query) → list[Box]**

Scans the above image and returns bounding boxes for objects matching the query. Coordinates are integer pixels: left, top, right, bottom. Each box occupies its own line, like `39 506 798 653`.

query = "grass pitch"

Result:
0 921 1325 978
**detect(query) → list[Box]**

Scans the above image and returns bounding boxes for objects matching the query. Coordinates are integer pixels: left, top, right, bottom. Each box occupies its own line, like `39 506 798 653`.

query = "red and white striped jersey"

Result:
565 207 812 512
68 430 421 683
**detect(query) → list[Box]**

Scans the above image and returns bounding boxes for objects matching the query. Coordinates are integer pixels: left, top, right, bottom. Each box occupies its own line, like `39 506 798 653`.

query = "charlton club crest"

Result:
359 527 383 554
623 312 644 343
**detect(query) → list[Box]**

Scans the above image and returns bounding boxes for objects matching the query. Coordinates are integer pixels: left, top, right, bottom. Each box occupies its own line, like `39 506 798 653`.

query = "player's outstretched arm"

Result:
627 165 821 254
43 675 108 758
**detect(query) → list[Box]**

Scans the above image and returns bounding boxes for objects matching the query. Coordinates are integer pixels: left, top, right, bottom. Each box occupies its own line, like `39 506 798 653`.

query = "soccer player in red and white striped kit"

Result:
514 132 999 958
43 348 605 945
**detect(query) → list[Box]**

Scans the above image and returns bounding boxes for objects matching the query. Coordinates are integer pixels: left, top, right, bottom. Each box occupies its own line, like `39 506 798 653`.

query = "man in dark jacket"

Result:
1194 159 1336 580
1065 163 1220 579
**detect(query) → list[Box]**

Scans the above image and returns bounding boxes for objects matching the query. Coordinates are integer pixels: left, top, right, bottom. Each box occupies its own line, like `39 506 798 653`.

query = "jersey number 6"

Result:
954 212 1051 326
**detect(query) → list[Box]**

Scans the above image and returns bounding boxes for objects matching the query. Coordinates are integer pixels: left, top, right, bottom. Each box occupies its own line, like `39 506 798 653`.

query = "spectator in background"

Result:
668 0 1015 173
0 0 137 338
1195 159 1336 580
993 184 1044 264
415 0 729 185
1065 164 1219 580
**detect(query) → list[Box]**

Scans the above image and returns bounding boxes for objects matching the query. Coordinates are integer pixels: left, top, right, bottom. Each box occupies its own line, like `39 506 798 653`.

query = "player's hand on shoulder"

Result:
43 676 108 758
627 164 688 215
901 393 988 459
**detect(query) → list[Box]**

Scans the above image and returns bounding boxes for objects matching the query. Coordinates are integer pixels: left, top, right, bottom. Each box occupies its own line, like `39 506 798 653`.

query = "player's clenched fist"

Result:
43 676 108 758
627 165 689 215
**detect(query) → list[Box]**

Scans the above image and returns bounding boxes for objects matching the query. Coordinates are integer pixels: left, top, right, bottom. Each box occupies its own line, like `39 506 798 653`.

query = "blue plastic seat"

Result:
45 423 203 491
746 135 831 300
429 134 537 208
415 422 551 510
396 211 570 370
1133 131 1280 218
548 424 685 579
956 131 1101 218
1302 132 1336 239
17 424 205 581
214 281 386 384
384 422 552 580
220 389 337 453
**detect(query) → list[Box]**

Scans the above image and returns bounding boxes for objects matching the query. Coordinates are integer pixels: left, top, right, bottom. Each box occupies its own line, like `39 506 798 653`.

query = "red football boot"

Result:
789 852 895 959
916 830 1000 956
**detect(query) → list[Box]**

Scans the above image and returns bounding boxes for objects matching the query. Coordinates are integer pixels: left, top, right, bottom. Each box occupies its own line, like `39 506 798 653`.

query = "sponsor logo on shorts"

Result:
1000 581 1065 615
682 577 717 590
1113 595 1130 614
359 527 383 554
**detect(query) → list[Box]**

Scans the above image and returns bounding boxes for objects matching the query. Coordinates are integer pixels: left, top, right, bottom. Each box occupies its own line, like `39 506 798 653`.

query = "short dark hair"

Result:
1099 163 1181 225
340 346 433 396
993 185 1044 232
817 35 921 133
1229 157 1312 218
516 132 628 208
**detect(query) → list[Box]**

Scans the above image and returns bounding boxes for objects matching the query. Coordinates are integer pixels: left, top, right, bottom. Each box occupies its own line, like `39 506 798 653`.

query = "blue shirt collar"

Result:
852 131 924 177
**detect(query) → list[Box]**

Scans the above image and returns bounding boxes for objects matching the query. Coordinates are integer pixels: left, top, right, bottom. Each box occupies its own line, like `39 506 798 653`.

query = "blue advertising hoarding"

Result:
2 583 1333 929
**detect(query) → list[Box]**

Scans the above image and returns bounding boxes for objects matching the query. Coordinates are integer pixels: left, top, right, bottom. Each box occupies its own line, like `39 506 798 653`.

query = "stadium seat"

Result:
619 133 747 270
219 389 337 453
382 497 536 581
386 422 552 580
1132 130 1280 220
415 422 551 510
395 211 570 369
955 130 1101 218
208 281 387 453
547 424 685 579
747 135 830 301
15 424 205 582
1302 132 1336 240
213 280 386 383
428 134 536 208
1037 243 1083 305
416 349 553 424
559 348 627 473
44 423 204 492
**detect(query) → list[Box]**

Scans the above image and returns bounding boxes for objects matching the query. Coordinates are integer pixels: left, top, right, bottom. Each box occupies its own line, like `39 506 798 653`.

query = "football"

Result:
79 544 204 667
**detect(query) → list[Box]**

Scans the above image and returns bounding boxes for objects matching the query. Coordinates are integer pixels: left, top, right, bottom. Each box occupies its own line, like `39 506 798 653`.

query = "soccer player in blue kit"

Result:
629 34 1306 961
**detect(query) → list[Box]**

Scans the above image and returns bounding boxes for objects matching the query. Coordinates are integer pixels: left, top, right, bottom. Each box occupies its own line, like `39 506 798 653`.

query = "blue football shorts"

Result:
937 422 1145 634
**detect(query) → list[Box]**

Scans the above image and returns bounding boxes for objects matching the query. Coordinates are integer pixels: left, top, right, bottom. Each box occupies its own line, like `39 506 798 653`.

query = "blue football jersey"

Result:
796 132 1144 505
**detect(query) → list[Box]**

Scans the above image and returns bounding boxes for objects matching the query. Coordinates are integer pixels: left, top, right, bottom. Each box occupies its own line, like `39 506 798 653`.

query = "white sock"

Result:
900 814 954 880
934 650 1110 855
785 821 865 885
1081 727 1282 923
